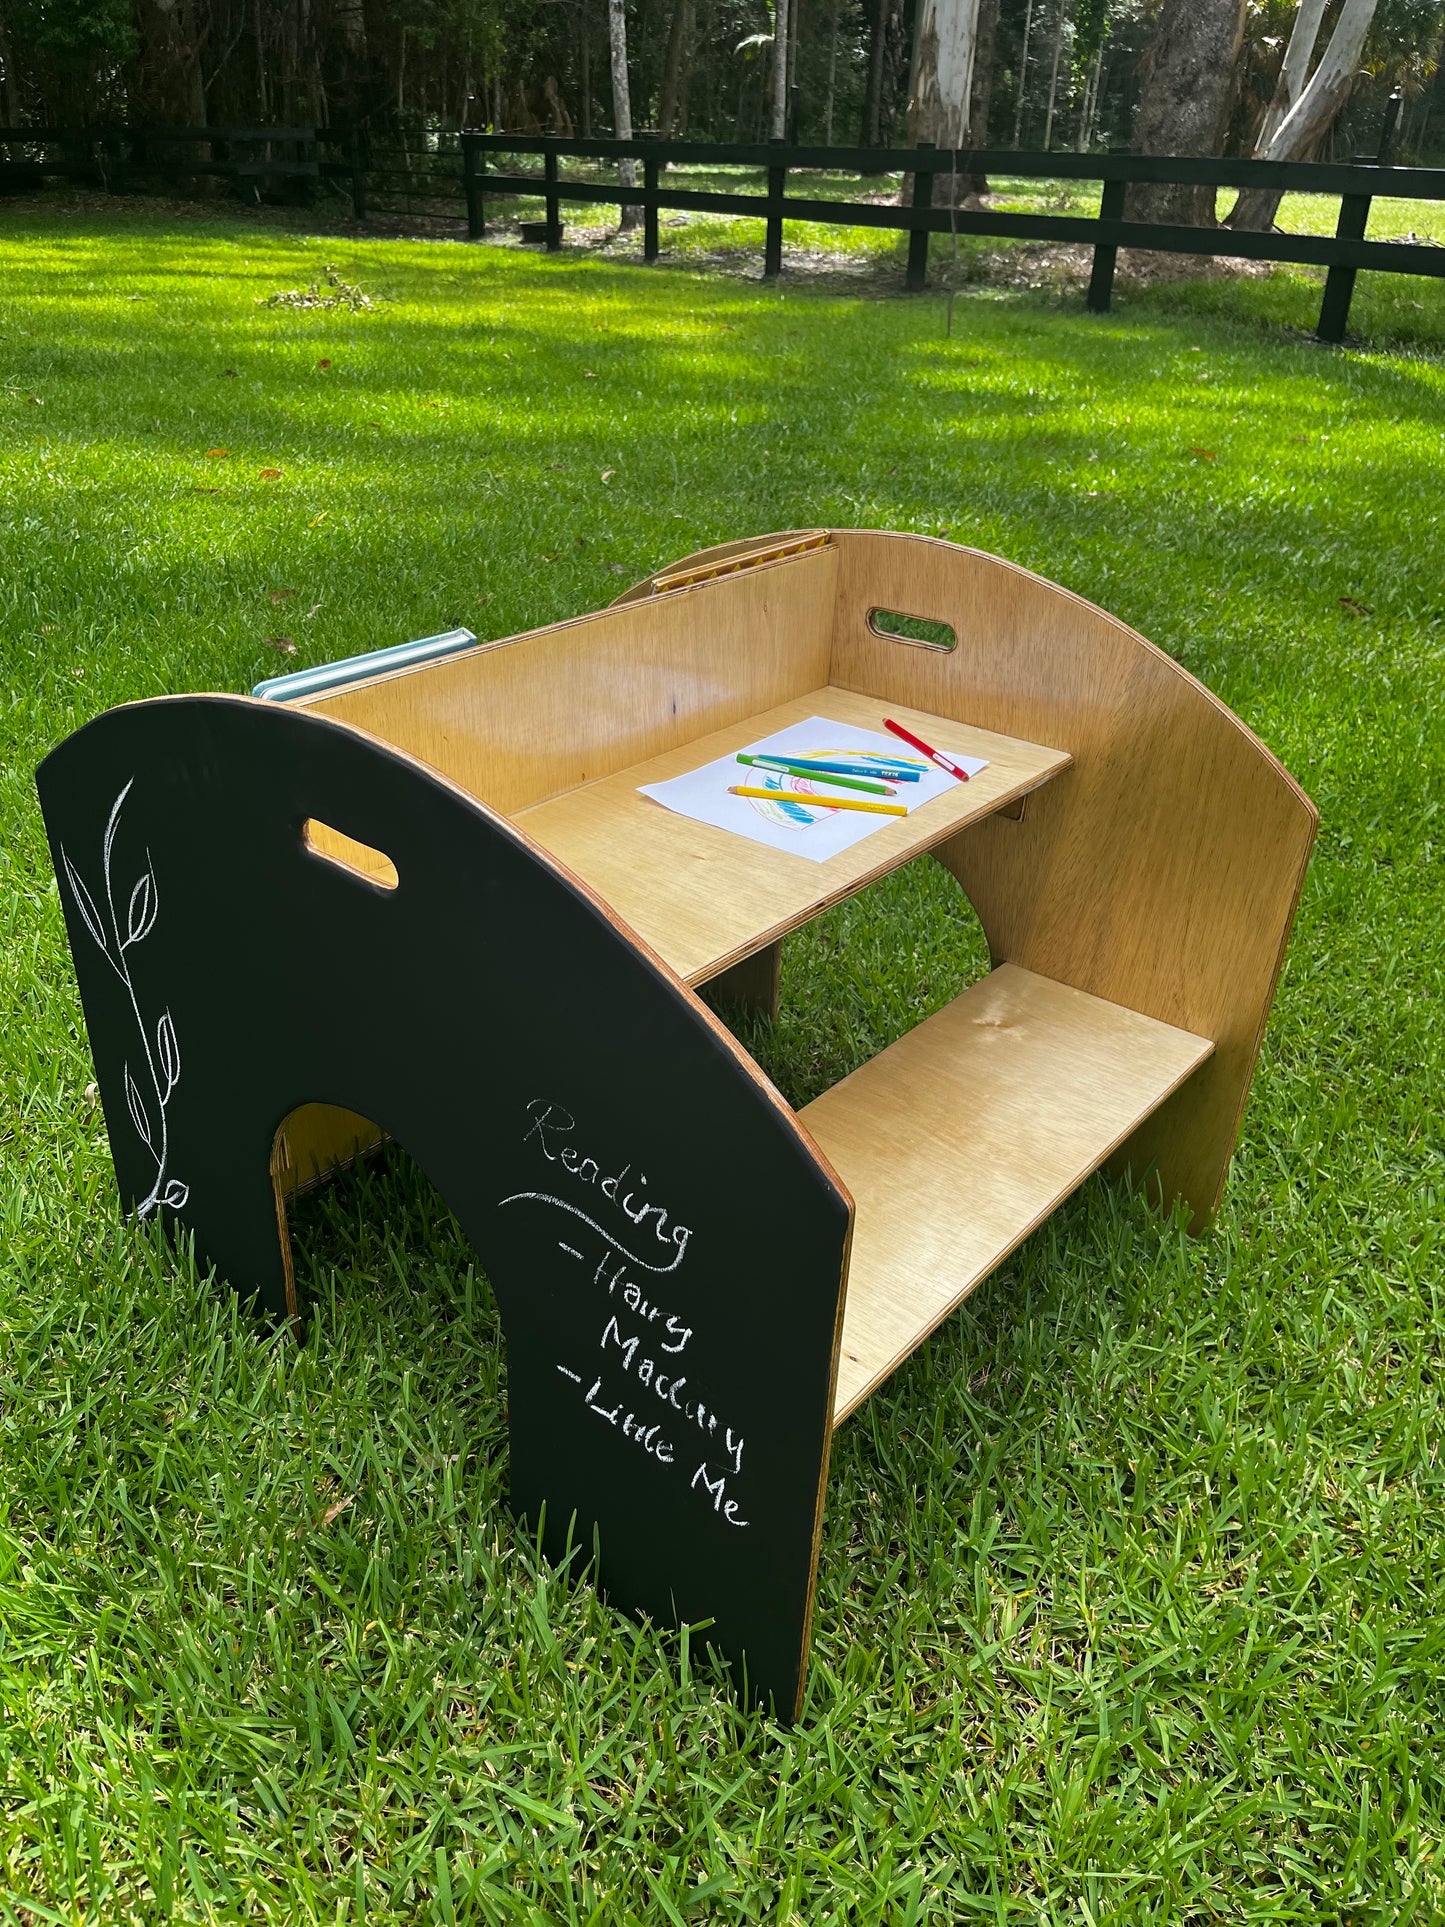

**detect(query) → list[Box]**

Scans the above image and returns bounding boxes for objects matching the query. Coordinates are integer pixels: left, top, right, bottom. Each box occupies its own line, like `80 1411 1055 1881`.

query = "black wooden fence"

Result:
0 124 339 195
5 120 1444 343
463 132 1445 342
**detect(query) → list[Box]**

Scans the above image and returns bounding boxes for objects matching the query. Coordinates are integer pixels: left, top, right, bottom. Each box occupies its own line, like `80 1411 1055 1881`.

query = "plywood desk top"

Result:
513 688 1070 986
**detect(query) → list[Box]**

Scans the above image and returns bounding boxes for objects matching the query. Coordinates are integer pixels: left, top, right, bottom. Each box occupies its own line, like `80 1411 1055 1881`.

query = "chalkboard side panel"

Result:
36 694 854 1715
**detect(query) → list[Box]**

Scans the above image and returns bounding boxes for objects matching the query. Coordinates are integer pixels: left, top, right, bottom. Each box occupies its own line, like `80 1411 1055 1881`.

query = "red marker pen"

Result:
884 717 970 781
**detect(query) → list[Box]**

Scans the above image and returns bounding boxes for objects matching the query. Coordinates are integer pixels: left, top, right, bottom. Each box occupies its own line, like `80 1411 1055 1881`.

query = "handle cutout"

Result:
867 607 957 651
303 819 399 890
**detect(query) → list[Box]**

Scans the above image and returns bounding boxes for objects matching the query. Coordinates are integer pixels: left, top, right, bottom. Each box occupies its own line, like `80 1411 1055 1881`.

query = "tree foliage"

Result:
0 0 1438 165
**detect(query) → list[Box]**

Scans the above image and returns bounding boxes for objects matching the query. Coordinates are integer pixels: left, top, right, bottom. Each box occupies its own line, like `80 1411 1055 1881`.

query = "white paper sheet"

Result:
638 716 989 865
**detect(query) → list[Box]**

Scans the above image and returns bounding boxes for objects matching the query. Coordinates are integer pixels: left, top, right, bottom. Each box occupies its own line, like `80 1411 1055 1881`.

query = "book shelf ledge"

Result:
802 964 1216 1426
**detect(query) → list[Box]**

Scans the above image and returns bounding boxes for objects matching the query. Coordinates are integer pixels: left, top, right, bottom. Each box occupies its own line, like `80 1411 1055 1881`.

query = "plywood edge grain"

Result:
610 531 826 607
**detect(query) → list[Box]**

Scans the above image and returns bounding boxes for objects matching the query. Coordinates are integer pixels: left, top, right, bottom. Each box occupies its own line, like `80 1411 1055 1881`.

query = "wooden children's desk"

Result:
38 529 1317 1715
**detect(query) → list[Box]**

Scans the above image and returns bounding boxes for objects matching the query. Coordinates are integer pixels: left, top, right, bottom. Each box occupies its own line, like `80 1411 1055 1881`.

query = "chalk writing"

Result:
512 1095 755 1531
499 1192 688 1274
563 1368 677 1465
692 1462 749 1527
519 1099 693 1266
597 1257 691 1351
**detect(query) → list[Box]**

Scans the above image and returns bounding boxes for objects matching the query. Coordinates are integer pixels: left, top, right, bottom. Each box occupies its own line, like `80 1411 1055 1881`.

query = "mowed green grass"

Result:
2 216 1444 1923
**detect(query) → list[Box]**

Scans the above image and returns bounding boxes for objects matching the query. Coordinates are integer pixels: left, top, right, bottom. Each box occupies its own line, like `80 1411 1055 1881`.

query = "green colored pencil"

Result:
737 753 897 795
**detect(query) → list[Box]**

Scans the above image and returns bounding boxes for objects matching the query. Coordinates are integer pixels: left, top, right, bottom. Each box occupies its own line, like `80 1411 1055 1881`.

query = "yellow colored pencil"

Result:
728 784 907 818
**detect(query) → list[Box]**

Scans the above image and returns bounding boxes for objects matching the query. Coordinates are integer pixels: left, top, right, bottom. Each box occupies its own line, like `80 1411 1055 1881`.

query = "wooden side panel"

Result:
272 1102 386 1196
299 545 838 815
824 530 1317 1226
700 942 782 1022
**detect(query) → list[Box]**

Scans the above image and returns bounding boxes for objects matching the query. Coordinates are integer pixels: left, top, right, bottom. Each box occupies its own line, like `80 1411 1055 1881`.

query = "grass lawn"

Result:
2 214 1444 1923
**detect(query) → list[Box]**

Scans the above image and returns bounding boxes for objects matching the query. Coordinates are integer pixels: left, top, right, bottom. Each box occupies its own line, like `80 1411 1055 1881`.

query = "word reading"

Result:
522 1098 693 1266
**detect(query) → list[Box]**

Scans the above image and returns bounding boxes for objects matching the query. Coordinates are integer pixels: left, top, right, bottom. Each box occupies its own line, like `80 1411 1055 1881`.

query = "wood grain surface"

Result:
617 531 1317 1227
800 964 1213 1422
824 531 1317 1227
297 545 839 815
516 687 1068 984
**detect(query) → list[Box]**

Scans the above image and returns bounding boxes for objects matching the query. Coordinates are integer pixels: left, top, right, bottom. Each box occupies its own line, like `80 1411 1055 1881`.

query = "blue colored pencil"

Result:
757 754 923 782
738 755 898 795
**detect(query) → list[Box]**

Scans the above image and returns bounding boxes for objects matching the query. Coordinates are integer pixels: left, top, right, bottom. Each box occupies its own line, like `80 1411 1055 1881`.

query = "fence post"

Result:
906 141 935 293
1087 175 1125 313
764 137 786 280
463 135 485 239
1377 87 1404 167
348 127 367 223
1317 90 1401 344
1316 195 1369 343
644 149 660 263
544 144 562 249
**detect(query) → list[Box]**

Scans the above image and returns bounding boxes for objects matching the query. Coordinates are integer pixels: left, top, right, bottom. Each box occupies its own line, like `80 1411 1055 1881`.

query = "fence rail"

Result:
4 121 1443 342
461 130 1445 342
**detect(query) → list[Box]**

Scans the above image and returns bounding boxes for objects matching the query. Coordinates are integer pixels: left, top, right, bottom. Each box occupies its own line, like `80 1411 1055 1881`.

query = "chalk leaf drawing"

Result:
60 778 189 1219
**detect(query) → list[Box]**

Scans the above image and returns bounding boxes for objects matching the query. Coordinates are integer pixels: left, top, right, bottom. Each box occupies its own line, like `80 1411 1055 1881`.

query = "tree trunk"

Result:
862 0 887 145
1075 39 1101 150
1227 0 1326 228
1 10 23 124
958 0 999 191
0 8 20 126
789 0 802 137
823 0 839 142
1042 0 1066 151
1012 0 1033 145
543 74 575 135
1229 0 1377 228
129 0 208 125
1126 0 1247 226
770 0 790 139
581 22 592 136
253 0 268 122
909 0 982 155
658 0 691 137
608 0 640 226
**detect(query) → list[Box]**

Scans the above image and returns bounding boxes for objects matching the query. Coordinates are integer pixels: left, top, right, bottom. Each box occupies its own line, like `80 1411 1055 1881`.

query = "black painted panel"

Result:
37 695 852 1714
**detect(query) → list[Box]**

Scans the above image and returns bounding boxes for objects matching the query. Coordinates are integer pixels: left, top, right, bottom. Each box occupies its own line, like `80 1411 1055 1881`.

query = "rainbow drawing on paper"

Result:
735 749 920 830
637 715 988 866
